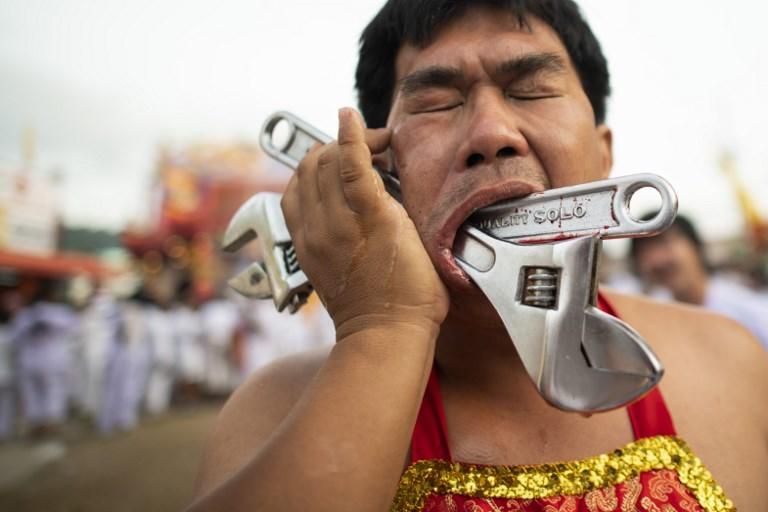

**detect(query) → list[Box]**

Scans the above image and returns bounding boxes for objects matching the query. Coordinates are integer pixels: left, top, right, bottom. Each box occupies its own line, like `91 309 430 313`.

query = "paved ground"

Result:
0 403 221 512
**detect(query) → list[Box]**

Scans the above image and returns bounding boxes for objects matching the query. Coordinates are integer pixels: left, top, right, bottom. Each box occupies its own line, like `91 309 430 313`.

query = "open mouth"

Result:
434 181 545 287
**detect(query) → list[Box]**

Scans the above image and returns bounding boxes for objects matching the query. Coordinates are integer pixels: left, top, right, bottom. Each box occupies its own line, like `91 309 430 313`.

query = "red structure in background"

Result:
122 143 290 302
0 250 110 279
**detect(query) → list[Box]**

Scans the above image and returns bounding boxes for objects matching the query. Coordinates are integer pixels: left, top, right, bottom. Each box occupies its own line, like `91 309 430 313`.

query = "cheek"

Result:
674 244 701 272
391 121 454 224
524 102 602 187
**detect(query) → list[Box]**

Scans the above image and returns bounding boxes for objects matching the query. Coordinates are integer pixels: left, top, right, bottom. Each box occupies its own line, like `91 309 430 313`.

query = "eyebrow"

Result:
496 52 567 79
398 65 464 96
397 52 567 96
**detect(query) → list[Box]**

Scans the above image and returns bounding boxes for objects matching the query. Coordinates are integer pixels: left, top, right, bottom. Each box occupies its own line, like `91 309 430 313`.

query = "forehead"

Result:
394 7 575 81
637 228 691 252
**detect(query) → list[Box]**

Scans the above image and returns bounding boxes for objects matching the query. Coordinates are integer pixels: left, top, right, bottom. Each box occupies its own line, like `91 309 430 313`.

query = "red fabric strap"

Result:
410 367 452 462
410 292 677 463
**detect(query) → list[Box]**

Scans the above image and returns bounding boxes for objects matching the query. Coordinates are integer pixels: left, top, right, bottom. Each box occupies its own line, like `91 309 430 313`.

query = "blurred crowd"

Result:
0 280 333 442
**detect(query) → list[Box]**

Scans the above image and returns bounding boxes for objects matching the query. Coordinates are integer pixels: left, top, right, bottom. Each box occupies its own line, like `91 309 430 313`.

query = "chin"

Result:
445 290 505 330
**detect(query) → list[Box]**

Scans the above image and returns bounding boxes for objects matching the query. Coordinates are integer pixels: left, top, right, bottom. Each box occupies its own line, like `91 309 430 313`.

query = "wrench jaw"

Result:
227 262 272 299
546 308 664 412
455 226 664 413
222 192 313 313
539 243 663 412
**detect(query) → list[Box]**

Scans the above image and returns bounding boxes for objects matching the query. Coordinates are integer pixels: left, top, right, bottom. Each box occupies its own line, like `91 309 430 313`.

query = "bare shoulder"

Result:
603 289 768 422
603 289 768 506
602 290 768 392
193 346 331 497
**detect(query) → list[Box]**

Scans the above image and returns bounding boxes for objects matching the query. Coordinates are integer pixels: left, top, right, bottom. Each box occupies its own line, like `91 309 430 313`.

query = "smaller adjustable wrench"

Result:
223 192 310 313
260 111 402 200
224 111 678 412
223 112 400 312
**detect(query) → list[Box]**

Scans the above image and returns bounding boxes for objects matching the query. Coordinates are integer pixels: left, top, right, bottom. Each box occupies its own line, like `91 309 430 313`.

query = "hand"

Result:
281 108 449 339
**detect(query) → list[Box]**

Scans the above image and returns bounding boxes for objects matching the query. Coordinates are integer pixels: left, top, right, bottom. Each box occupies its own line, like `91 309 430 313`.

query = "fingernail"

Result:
338 107 352 124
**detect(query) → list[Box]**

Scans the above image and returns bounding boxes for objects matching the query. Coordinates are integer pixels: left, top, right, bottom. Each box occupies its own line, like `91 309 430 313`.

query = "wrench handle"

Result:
469 174 678 243
261 111 333 169
261 111 402 201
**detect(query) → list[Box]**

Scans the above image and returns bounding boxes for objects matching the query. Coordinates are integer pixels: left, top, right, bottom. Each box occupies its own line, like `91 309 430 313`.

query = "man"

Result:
188 1 768 510
9 281 79 436
631 213 768 349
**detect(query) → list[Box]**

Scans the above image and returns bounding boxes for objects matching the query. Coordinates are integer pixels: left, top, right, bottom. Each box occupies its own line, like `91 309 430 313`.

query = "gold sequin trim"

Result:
392 435 734 512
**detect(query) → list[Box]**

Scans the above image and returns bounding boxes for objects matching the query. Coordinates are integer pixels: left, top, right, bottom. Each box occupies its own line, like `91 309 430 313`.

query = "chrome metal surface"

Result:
469 174 678 243
261 111 403 201
522 267 558 308
454 227 663 412
261 111 333 169
222 193 311 313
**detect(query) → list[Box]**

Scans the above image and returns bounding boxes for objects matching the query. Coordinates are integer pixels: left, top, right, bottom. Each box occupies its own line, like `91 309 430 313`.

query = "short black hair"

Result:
355 0 611 128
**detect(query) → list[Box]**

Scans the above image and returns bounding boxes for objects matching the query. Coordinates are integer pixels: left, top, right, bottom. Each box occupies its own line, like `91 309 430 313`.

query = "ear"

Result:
595 124 613 179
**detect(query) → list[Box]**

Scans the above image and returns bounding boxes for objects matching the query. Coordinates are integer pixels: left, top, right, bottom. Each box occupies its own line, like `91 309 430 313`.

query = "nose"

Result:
459 94 529 169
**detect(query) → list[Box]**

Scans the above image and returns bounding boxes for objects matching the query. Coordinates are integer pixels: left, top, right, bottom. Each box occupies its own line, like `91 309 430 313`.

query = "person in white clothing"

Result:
143 300 177 415
9 283 79 435
238 294 334 378
69 287 117 421
171 297 206 389
97 295 152 434
199 295 242 395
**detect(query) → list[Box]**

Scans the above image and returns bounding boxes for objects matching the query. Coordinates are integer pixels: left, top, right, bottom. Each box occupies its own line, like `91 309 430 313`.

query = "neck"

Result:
435 304 537 400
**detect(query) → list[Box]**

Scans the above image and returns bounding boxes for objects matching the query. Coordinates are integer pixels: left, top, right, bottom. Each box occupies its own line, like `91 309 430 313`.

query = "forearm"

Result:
187 319 438 512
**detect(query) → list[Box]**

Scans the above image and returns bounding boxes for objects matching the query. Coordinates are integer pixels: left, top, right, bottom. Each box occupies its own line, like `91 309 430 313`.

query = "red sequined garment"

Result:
392 295 734 512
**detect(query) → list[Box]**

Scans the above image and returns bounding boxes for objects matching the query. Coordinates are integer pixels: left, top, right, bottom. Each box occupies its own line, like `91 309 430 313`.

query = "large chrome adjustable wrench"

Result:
223 111 678 412
452 176 677 411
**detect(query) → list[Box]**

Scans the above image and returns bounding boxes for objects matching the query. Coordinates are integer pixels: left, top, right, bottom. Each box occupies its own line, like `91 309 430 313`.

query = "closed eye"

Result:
506 92 560 101
415 102 463 114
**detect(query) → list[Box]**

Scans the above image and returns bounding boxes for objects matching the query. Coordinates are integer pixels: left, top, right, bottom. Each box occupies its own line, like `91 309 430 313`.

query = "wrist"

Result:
334 310 443 345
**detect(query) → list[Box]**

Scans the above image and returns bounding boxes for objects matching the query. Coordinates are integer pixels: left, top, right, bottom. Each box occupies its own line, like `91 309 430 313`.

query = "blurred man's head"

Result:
630 214 711 304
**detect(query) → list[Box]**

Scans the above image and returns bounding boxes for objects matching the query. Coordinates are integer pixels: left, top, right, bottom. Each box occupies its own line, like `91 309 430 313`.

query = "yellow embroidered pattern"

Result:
391 435 733 512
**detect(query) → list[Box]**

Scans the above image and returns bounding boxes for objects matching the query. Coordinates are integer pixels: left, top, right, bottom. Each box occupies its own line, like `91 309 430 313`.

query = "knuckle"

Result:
317 146 336 170
297 146 321 176
296 157 311 177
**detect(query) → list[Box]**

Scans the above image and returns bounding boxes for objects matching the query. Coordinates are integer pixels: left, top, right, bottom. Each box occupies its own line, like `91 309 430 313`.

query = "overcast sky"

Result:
1 0 766 244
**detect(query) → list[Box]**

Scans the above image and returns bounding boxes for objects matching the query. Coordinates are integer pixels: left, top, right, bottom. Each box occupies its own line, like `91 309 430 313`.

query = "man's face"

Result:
634 229 707 303
384 7 612 293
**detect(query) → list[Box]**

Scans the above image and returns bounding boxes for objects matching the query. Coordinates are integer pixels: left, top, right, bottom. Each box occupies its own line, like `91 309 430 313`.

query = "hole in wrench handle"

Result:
616 174 678 237
260 111 404 202
260 111 333 169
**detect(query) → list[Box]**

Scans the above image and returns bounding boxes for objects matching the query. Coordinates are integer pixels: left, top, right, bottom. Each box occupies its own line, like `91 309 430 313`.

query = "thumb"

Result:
337 108 388 215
